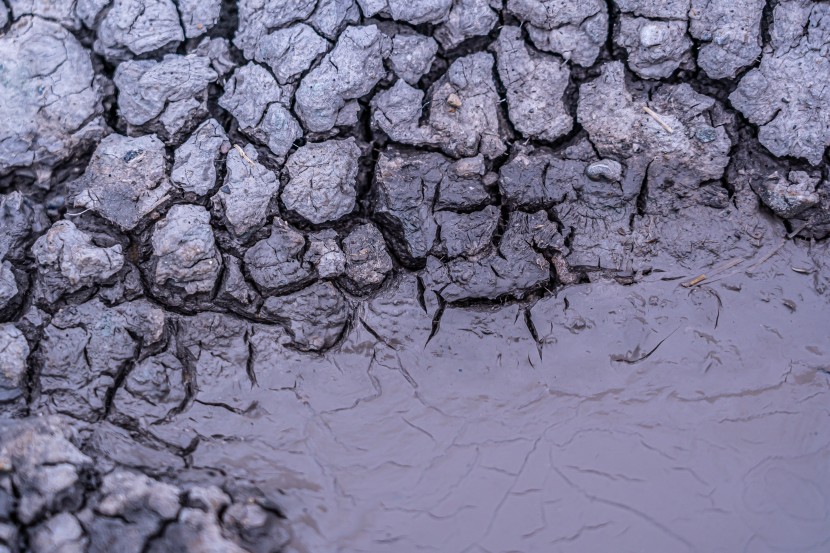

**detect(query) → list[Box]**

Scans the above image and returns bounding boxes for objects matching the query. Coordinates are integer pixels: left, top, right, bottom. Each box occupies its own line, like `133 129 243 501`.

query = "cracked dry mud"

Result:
1 1 829 552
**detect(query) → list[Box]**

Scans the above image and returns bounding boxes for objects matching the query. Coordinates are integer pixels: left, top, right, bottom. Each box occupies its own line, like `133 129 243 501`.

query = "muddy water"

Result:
167 239 829 552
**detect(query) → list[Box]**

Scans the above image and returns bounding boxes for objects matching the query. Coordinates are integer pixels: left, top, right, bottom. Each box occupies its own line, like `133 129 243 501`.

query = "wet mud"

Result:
1 0 830 551
181 239 830 552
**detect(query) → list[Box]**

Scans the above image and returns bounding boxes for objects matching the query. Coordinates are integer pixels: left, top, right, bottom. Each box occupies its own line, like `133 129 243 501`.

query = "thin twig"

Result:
234 144 254 165
643 106 674 134
65 208 91 218
681 256 744 288
787 221 810 239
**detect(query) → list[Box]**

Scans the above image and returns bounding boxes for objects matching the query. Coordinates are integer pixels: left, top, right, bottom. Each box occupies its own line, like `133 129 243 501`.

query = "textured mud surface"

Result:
1 1 829 551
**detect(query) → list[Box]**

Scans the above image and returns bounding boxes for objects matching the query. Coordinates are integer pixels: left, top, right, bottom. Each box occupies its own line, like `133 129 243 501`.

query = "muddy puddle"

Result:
155 239 830 552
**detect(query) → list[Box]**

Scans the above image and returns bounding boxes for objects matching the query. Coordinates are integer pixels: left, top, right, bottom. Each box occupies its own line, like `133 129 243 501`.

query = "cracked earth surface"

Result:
0 0 829 551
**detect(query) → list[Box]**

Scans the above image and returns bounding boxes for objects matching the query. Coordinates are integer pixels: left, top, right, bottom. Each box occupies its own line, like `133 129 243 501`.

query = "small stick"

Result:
643 106 674 134
682 275 706 288
682 257 744 288
746 242 786 274
65 208 91 218
787 221 810 239
234 144 254 165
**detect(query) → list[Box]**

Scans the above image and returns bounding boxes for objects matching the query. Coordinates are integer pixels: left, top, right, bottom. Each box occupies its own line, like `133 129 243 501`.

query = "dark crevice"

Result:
425 291 446 345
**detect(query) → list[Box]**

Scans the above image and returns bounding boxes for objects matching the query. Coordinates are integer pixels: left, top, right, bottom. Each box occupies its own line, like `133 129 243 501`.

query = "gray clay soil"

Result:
1 1 830 552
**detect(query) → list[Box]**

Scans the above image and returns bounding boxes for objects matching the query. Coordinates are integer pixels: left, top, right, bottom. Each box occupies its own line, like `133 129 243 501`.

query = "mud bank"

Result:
1 0 830 551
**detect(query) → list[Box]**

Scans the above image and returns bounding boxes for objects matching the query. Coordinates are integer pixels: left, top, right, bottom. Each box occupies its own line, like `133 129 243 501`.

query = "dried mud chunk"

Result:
219 63 301 158
435 206 499 259
219 63 290 130
295 25 392 133
388 33 437 85
179 0 222 38
147 505 248 553
0 262 18 313
425 52 508 159
234 0 317 59
304 230 346 279
94 0 183 60
8 0 81 29
753 171 821 219
75 0 108 27
32 220 124 302
244 219 314 295
499 146 573 209
309 0 361 39
689 0 765 79
96 262 144 306
0 417 93 524
0 324 28 404
730 1 830 165
111 352 186 424
151 204 222 298
341 223 393 294
0 17 106 180
493 26 573 142
578 61 730 188
372 150 442 265
154 97 209 143
0 192 49 263
193 37 236 76
435 159 490 211
73 134 173 231
261 282 348 351
373 52 507 159
216 254 262 314
356 0 451 24
212 145 279 241
435 0 500 50
371 80 433 146
615 16 692 79
371 151 489 258
282 138 360 224
259 104 304 160
82 469 180 553
507 0 608 66
114 54 218 127
36 299 166 422
422 211 553 302
186 486 230 513
728 139 830 239
254 24 329 85
171 119 231 197
30 512 87 553
223 502 291 553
